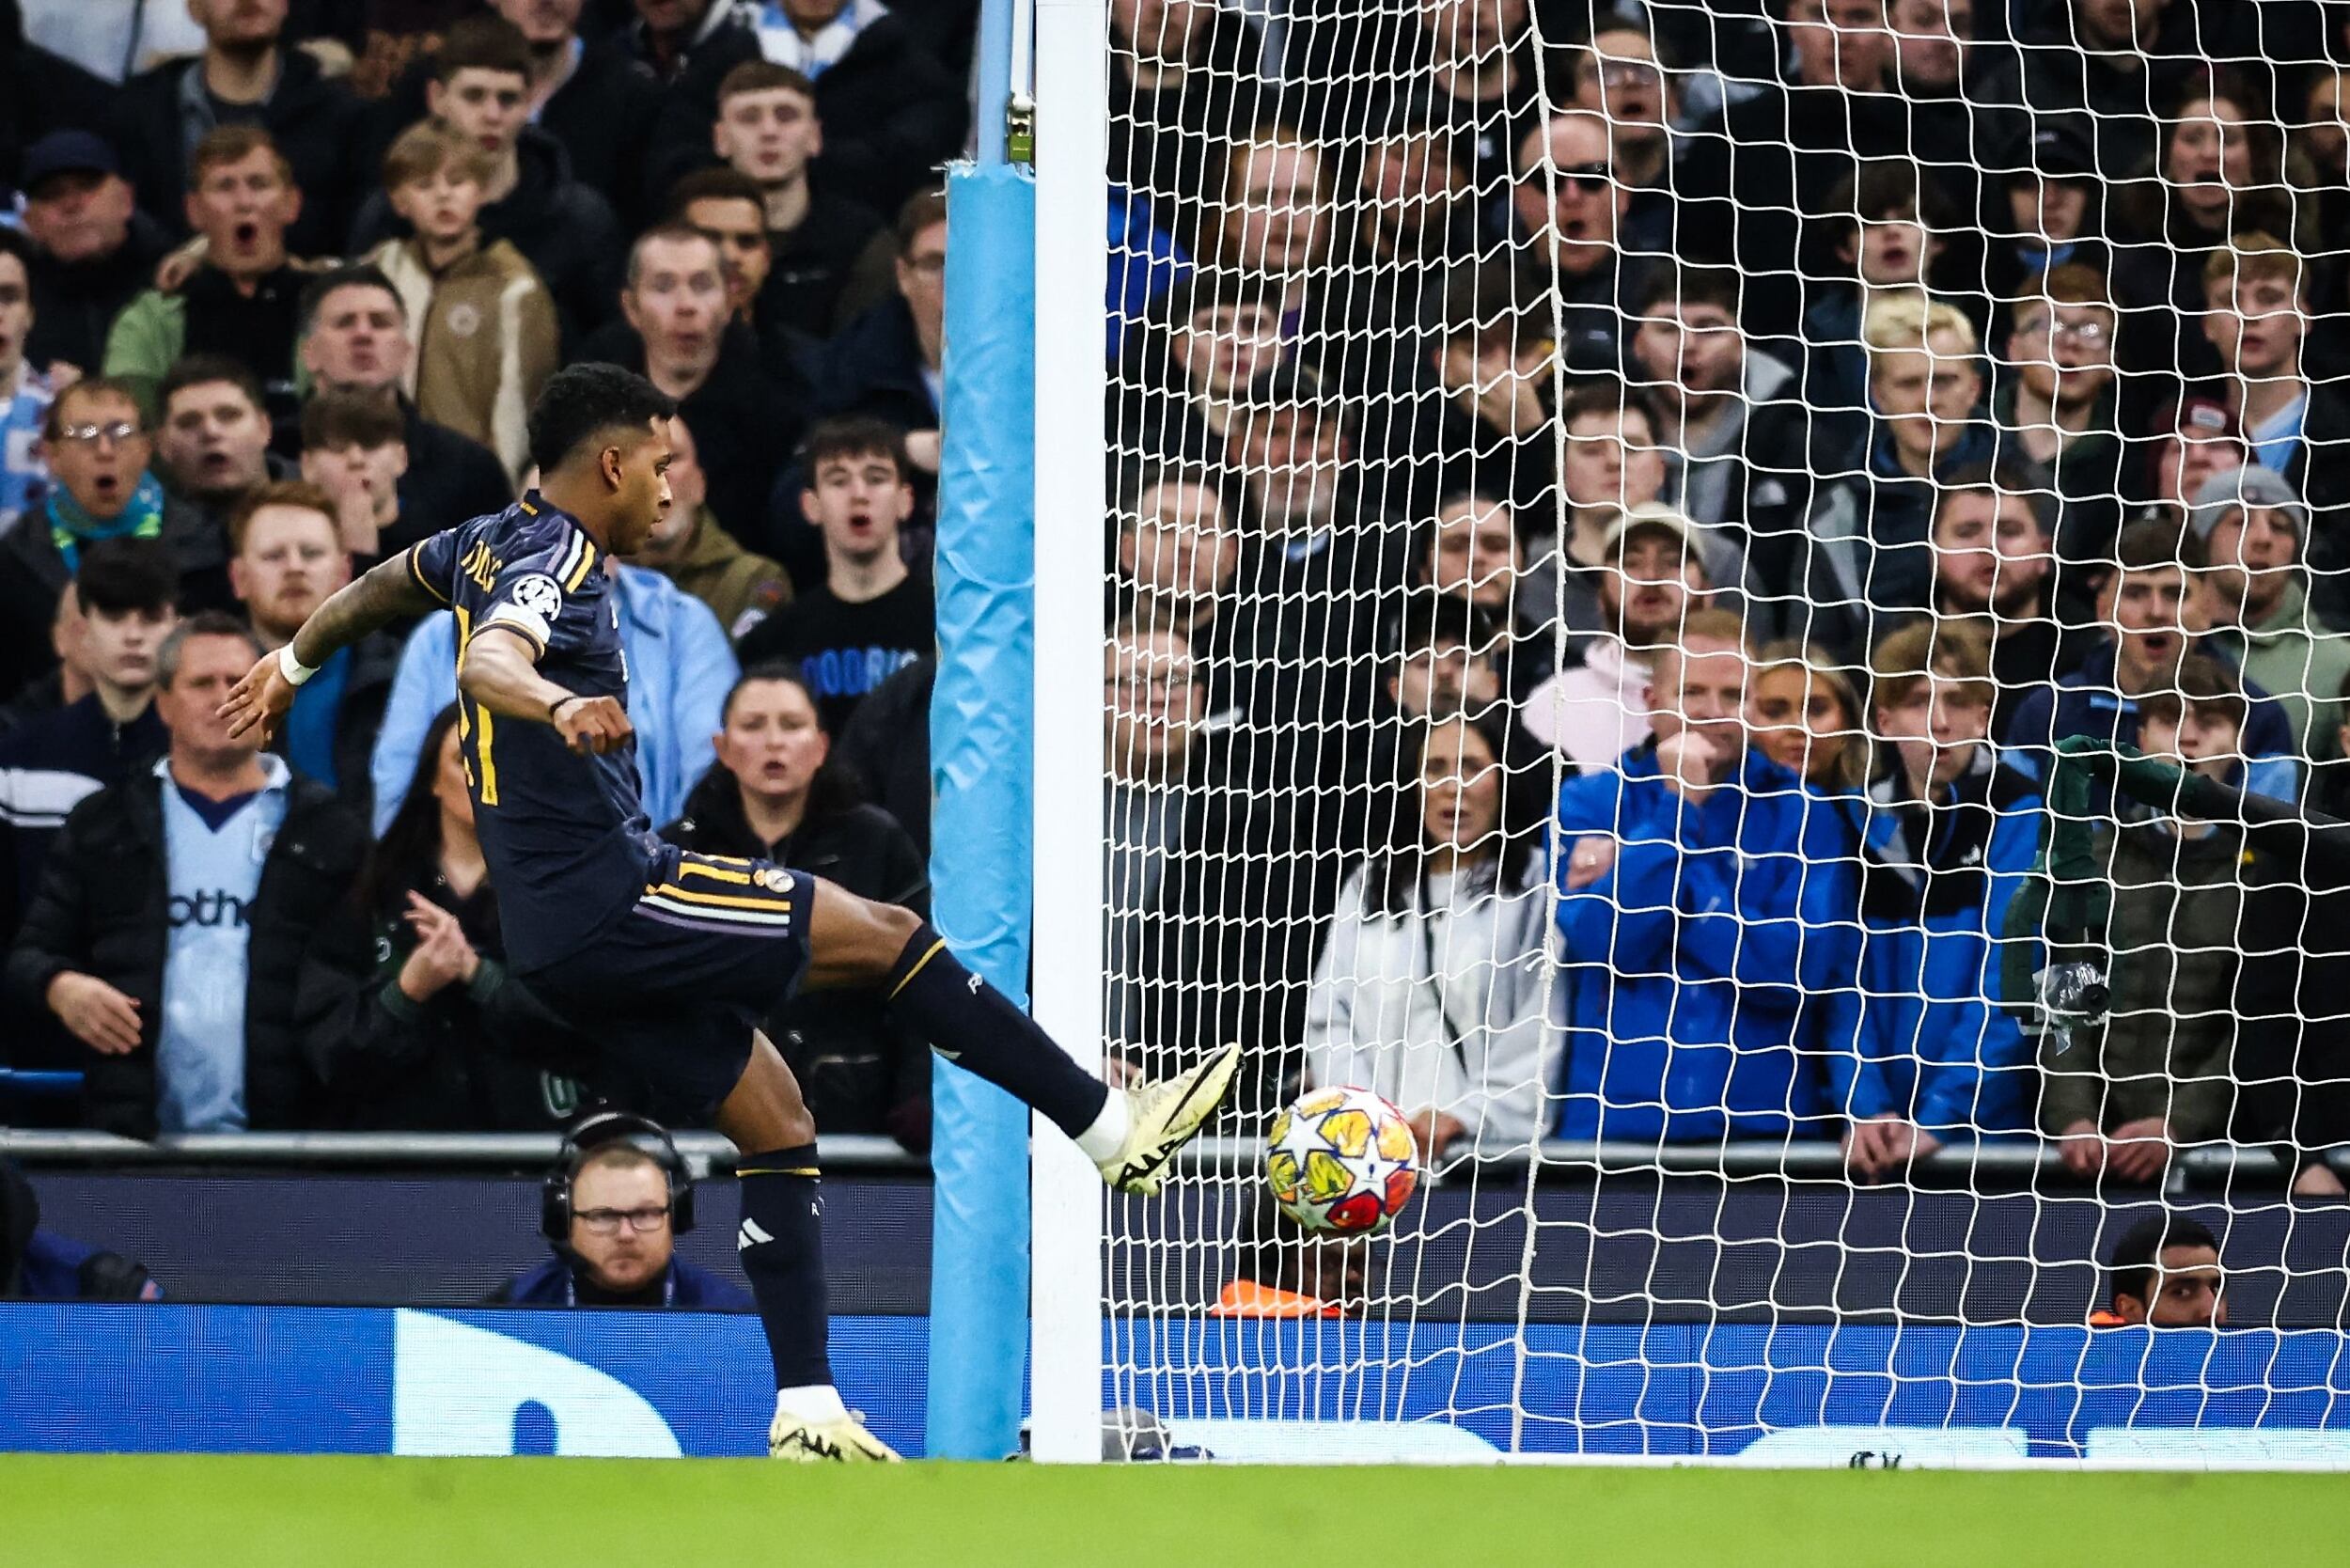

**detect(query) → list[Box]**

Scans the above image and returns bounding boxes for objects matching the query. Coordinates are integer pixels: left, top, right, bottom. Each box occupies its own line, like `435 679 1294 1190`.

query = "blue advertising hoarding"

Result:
6 1305 2350 1462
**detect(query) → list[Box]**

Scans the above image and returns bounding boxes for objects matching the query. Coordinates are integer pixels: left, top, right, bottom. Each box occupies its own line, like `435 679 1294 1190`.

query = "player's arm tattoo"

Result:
458 623 578 726
286 551 440 669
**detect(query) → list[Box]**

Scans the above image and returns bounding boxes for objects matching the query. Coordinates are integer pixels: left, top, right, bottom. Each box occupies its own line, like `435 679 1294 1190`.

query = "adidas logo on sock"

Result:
738 1217 775 1250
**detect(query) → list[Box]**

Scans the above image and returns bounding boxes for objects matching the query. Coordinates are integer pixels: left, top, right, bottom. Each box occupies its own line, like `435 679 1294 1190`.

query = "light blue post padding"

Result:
926 162 1037 1462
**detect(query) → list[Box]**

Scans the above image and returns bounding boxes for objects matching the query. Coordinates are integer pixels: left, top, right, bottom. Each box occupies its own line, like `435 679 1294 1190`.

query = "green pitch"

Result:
4 1455 2336 1566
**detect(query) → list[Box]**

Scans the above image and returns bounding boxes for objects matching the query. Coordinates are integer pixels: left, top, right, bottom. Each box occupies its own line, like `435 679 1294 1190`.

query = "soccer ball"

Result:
1262 1087 1421 1236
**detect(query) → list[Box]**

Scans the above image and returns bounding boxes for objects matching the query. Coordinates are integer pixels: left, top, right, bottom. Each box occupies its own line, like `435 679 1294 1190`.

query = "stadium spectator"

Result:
484 0 663 232
1826 622 2040 1181
833 651 932 858
294 266 515 548
1115 463 1243 705
4 614 367 1137
1922 462 2091 740
1800 161 1965 431
301 704 621 1131
351 16 621 347
102 127 308 414
1303 709 1559 1164
1552 609 1851 1141
1985 116 2111 310
0 1159 161 1300
153 357 279 540
1571 22 1686 258
634 416 791 643
2110 71 2298 389
1677 0 1908 341
14 132 175 381
1416 488 1532 635
2041 657 2301 1185
1630 264 1812 559
662 666 930 1148
2141 395 2246 517
815 192 944 478
590 223 801 546
369 557 734 837
227 480 399 806
1108 0 1268 234
1381 590 1507 726
2185 465 2350 760
1749 639 1868 792
649 0 969 214
1789 295 2032 660
0 228 55 536
1420 268 1553 513
2199 235 2350 620
1120 271 1285 474
0 583 91 738
2005 519 2300 801
296 391 414 567
491 1127 749 1307
710 59 885 338
1550 382 1675 588
111 0 362 258
0 541 175 928
1520 505 1715 773
737 416 928 734
1211 1189 1371 1320
1994 266 2125 571
2093 1215 2226 1328
364 121 560 486
1348 114 1475 313
1505 109 1650 377
1103 620 1298 1118
620 0 747 83
666 166 823 399
0 379 233 699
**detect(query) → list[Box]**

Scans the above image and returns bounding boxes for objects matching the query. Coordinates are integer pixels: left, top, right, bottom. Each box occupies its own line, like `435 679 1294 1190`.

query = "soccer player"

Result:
221 364 1238 1462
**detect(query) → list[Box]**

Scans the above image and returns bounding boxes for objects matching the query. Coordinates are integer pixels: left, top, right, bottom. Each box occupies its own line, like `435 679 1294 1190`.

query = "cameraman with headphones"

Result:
492 1111 750 1309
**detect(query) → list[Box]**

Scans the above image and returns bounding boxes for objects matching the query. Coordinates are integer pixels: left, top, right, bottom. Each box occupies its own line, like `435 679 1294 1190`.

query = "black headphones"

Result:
540 1110 697 1241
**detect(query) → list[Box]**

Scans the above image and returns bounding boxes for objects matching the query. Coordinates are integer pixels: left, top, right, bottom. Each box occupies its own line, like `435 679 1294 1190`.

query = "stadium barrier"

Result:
8 1303 2350 1464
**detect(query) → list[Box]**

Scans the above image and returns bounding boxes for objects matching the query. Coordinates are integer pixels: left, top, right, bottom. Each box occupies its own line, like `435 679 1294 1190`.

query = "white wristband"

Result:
277 643 319 687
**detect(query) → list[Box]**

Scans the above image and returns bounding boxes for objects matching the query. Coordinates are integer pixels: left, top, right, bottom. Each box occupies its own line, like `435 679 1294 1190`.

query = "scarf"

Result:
754 0 886 77
47 473 168 572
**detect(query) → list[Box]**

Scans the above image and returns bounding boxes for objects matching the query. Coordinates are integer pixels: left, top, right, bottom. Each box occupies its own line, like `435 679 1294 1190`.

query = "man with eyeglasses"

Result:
1994 263 2124 579
0 380 233 701
492 1137 749 1307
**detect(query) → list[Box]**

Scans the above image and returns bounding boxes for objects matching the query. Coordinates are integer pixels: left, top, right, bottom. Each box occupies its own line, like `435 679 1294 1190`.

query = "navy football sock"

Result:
883 925 1111 1140
734 1145 832 1390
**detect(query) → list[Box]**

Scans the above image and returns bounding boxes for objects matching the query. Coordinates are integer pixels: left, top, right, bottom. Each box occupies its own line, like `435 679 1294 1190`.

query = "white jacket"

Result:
1303 858 1562 1155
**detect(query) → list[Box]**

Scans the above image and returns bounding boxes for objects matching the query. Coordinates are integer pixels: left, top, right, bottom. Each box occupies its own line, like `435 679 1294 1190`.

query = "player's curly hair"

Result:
526 363 677 478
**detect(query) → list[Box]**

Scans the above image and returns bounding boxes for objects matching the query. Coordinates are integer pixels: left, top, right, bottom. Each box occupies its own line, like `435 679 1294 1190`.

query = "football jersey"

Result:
407 493 653 969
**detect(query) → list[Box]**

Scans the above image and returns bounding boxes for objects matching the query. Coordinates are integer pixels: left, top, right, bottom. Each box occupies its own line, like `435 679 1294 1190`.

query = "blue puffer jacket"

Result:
1552 743 1856 1142
1822 749 2043 1138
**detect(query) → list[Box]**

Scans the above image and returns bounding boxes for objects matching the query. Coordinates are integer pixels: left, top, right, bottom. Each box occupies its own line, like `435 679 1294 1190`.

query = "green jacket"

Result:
100 289 186 414
2203 579 2350 760
2039 817 2295 1141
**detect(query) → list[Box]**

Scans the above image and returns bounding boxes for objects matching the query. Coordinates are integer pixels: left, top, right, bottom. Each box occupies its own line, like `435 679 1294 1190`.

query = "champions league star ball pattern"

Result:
1262 1087 1421 1236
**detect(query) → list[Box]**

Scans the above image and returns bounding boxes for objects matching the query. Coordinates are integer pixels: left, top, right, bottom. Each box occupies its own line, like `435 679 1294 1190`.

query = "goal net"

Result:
1065 0 2350 1463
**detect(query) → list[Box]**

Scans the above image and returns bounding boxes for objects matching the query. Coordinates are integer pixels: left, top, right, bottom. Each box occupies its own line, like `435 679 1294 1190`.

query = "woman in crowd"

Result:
1751 640 1870 793
661 665 932 1150
1303 708 1559 1166
300 706 616 1130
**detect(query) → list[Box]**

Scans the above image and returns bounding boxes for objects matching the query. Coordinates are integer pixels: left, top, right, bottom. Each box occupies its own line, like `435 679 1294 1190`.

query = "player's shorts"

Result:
520 847 818 1119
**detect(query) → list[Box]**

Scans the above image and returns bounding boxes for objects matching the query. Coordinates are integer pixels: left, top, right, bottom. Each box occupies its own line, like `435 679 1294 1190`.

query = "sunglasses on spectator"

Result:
575 1204 673 1234
54 420 144 447
1556 163 1612 193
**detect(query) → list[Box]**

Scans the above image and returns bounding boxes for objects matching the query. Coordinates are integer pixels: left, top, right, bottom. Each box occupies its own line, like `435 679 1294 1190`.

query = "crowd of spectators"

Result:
1100 0 2350 1191
5 0 2350 1199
